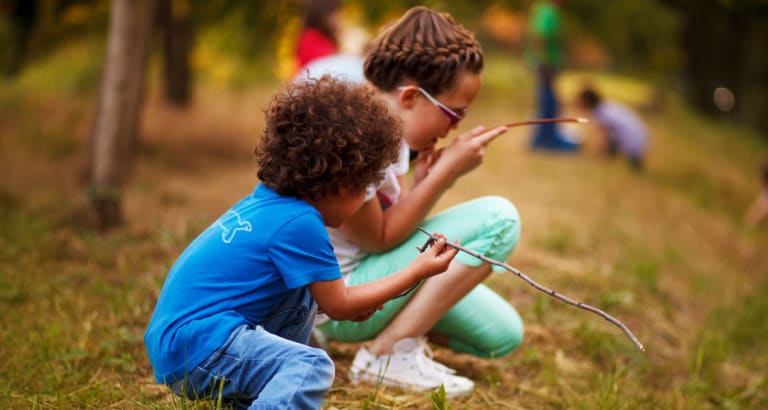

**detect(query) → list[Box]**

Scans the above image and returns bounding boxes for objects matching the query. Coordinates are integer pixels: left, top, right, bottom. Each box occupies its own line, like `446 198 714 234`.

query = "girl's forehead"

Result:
438 72 482 105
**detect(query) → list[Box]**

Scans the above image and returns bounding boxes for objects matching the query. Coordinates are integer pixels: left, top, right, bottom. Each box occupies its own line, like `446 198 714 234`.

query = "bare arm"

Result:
308 236 458 321
338 126 508 253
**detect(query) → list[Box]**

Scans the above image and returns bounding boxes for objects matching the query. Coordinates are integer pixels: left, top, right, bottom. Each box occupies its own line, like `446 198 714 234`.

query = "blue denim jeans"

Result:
170 287 334 409
530 66 579 152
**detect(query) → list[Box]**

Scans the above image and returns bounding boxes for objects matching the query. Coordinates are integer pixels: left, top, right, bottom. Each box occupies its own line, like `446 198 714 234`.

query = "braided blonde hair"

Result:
364 6 483 95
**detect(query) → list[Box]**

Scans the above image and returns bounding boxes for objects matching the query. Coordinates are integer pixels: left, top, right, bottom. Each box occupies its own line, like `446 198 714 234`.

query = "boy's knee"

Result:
305 348 335 387
270 348 335 408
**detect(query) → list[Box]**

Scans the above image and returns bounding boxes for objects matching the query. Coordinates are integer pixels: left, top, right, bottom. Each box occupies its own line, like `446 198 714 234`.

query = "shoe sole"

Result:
349 368 474 398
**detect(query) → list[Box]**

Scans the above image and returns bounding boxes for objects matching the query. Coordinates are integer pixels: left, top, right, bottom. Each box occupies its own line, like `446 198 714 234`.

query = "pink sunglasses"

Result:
399 86 467 126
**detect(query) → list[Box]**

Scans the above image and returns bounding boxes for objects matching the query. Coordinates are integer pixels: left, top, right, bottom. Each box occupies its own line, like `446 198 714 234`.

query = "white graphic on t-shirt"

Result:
216 210 252 243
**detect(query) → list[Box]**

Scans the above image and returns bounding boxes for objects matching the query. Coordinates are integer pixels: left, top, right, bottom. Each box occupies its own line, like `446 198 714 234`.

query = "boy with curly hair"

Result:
144 76 458 409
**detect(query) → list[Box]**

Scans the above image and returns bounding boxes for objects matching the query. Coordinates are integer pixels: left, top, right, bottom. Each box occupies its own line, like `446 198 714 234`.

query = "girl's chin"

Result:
412 141 437 152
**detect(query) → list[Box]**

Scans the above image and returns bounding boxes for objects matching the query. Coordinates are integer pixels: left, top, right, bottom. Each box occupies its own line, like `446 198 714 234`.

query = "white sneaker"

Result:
349 337 474 398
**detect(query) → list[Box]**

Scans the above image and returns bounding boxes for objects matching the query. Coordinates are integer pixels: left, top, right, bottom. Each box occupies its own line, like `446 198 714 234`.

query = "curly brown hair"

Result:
256 75 402 201
363 6 484 96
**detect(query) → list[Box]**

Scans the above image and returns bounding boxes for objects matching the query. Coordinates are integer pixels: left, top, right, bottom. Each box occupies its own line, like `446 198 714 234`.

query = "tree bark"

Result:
157 0 193 106
89 0 156 231
0 0 37 77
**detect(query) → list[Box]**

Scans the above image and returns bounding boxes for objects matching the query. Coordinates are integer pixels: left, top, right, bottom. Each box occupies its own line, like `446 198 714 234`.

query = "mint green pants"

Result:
318 196 524 358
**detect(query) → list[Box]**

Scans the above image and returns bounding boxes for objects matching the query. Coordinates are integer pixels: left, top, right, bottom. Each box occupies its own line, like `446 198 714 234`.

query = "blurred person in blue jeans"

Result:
526 0 579 152
143 76 458 409
577 86 649 171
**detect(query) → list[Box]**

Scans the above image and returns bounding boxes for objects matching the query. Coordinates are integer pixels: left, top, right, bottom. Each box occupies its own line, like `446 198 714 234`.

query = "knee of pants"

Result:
494 326 525 357
298 348 335 388
473 304 525 358
473 325 524 359
475 196 522 253
481 196 520 221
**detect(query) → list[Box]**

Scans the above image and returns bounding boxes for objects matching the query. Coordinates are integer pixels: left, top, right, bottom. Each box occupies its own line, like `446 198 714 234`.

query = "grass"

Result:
2 42 768 409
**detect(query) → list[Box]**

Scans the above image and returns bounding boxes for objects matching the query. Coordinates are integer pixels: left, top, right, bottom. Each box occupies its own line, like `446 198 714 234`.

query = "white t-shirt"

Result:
292 54 366 84
327 141 410 278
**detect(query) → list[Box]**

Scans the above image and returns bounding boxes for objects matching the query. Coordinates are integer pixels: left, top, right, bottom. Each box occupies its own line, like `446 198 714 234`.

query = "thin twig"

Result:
505 117 589 127
417 227 645 352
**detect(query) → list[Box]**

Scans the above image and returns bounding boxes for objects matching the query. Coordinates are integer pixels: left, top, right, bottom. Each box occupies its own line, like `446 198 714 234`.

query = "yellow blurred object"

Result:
275 16 301 81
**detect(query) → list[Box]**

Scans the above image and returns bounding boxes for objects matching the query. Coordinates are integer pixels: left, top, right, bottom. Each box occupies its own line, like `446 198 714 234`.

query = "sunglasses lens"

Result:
417 87 465 126
438 106 462 126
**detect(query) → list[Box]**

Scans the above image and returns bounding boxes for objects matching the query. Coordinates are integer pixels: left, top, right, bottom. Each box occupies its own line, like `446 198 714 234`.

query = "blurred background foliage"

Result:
0 0 766 133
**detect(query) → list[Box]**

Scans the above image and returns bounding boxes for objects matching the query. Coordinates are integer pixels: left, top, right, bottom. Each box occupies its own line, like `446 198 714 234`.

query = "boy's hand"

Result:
412 233 459 279
350 304 384 322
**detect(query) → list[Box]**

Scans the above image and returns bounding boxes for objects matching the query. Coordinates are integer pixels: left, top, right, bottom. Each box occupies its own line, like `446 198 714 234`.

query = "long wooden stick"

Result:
505 117 589 127
417 227 645 352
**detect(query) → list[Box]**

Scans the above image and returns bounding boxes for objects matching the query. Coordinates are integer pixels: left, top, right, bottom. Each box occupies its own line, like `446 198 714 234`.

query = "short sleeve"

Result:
531 3 558 38
393 140 411 176
268 212 341 288
296 29 338 69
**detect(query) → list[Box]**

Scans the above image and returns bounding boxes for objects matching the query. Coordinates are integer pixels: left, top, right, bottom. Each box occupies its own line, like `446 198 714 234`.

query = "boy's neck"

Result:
305 191 364 228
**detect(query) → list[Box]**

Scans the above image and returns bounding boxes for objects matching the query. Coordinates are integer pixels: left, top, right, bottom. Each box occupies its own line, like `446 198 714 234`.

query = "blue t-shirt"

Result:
144 184 341 383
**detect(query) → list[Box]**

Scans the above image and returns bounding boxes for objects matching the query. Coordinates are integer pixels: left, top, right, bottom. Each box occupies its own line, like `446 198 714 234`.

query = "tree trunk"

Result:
157 0 193 106
0 0 37 77
89 0 156 231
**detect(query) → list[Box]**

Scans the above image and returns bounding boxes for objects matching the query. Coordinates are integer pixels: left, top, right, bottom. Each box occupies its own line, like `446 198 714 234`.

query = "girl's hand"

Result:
432 125 508 180
412 148 442 185
411 233 459 279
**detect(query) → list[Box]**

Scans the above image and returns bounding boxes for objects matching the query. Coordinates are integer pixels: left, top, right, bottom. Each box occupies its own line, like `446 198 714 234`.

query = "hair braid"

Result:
364 6 483 95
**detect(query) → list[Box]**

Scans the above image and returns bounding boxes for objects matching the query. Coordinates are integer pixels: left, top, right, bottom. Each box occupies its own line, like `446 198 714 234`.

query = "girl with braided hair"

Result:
313 6 525 397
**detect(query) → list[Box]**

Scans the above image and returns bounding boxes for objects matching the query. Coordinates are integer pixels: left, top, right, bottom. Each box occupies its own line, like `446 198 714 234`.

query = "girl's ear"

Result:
398 86 420 110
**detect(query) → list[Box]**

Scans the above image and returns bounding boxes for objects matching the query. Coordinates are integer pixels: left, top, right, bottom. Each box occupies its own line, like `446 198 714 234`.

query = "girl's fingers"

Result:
465 126 485 137
474 126 508 146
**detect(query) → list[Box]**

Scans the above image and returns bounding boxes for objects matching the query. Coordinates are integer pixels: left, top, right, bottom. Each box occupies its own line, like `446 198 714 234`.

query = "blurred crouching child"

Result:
143 76 458 409
577 86 649 171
